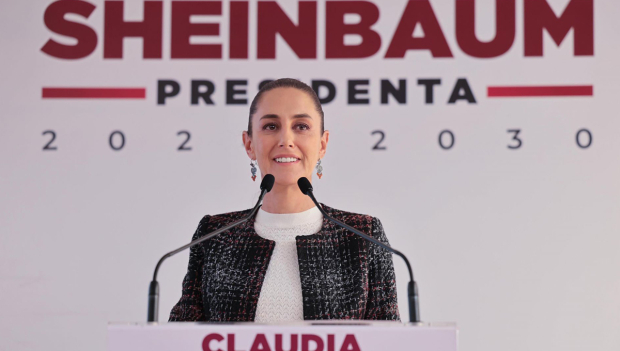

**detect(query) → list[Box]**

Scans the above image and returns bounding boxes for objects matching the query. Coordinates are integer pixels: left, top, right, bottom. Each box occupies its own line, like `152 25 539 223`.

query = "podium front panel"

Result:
108 321 457 351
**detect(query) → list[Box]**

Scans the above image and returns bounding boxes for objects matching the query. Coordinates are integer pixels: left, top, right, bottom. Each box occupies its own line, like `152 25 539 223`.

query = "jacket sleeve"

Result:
364 217 401 321
168 215 210 322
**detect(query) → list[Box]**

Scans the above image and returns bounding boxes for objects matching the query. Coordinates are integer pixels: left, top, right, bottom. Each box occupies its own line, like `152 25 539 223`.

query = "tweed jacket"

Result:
168 204 400 322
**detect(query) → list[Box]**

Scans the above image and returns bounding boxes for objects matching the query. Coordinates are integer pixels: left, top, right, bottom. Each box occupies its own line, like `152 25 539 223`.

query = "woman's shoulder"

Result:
201 208 252 223
321 203 377 224
320 204 389 240
194 208 253 232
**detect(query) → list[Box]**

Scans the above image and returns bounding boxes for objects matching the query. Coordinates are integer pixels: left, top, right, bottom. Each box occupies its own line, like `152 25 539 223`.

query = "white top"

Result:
253 206 323 323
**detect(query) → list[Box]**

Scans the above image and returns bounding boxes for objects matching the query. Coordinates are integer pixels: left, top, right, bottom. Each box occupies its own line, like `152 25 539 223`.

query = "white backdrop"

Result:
1 1 619 351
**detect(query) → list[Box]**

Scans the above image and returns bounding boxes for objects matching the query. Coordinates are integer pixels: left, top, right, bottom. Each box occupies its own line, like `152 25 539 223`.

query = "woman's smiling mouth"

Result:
273 156 301 163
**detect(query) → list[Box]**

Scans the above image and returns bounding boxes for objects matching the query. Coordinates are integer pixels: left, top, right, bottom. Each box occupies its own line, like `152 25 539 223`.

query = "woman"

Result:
169 78 399 322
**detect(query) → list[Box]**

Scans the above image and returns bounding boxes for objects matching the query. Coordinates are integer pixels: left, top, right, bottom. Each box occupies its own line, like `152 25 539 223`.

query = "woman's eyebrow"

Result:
259 113 312 120
293 113 312 119
259 114 279 120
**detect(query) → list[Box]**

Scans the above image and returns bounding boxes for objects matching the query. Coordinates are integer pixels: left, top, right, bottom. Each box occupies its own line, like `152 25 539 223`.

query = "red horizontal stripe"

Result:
488 85 592 97
42 88 146 99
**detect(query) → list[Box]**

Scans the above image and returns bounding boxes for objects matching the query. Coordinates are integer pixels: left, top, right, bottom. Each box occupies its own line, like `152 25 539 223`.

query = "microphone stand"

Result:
147 175 274 322
299 178 420 323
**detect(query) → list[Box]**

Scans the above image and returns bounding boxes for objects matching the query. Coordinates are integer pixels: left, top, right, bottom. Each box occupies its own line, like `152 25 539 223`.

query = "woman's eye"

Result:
263 124 277 131
295 123 310 131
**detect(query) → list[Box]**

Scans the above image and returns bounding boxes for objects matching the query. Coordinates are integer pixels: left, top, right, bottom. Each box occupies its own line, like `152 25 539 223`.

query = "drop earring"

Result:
316 159 323 179
250 160 257 181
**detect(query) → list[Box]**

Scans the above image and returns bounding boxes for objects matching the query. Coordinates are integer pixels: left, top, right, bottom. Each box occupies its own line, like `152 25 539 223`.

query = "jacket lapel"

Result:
295 204 371 320
202 209 275 321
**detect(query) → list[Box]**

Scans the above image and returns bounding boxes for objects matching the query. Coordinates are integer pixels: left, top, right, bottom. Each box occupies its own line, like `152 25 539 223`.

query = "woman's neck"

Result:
260 183 316 214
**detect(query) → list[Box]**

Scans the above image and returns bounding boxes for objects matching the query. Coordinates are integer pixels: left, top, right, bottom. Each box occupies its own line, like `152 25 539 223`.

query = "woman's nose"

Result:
279 130 294 148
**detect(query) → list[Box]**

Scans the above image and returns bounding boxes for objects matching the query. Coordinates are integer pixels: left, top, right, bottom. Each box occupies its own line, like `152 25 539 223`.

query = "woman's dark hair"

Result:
247 78 324 137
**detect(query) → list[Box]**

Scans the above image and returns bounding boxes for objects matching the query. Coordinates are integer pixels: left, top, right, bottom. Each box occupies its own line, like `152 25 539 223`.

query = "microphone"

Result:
297 177 420 323
147 174 275 322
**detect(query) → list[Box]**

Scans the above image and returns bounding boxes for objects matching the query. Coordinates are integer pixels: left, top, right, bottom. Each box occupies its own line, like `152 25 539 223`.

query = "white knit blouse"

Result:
253 206 323 323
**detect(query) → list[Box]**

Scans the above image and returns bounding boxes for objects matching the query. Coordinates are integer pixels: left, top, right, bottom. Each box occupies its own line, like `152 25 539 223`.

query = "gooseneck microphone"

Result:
147 174 275 322
297 177 420 323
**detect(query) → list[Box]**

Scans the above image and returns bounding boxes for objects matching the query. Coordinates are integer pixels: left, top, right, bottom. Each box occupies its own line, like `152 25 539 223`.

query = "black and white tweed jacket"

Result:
168 204 400 322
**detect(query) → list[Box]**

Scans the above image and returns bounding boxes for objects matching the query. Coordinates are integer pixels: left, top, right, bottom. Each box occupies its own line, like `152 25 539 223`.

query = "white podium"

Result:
108 320 457 351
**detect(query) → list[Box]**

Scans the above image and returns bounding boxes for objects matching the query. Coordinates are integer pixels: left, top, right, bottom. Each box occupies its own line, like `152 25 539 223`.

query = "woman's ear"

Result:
319 130 329 159
242 131 255 159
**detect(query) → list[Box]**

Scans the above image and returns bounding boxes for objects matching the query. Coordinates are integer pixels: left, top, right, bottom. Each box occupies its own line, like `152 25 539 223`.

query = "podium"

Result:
108 320 457 351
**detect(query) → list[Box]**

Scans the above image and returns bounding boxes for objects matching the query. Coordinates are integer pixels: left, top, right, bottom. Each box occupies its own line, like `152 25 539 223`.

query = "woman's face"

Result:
243 87 329 187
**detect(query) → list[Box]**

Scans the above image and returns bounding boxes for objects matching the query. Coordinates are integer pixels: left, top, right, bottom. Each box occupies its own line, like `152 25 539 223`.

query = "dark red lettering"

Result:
202 333 224 351
276 334 298 351
339 335 360 351
301 334 323 351
250 333 272 351
385 0 452 58
325 1 381 58
103 1 163 59
257 1 317 59
171 1 221 59
227 333 244 351
456 0 515 58
229 1 249 59
524 0 593 56
41 0 97 59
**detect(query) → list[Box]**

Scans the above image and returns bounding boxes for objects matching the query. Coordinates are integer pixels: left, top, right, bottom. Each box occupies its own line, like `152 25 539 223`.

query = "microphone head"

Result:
260 174 275 192
297 177 313 195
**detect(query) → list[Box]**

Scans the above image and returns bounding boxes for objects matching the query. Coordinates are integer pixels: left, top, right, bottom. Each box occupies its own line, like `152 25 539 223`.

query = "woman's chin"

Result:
270 173 309 188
